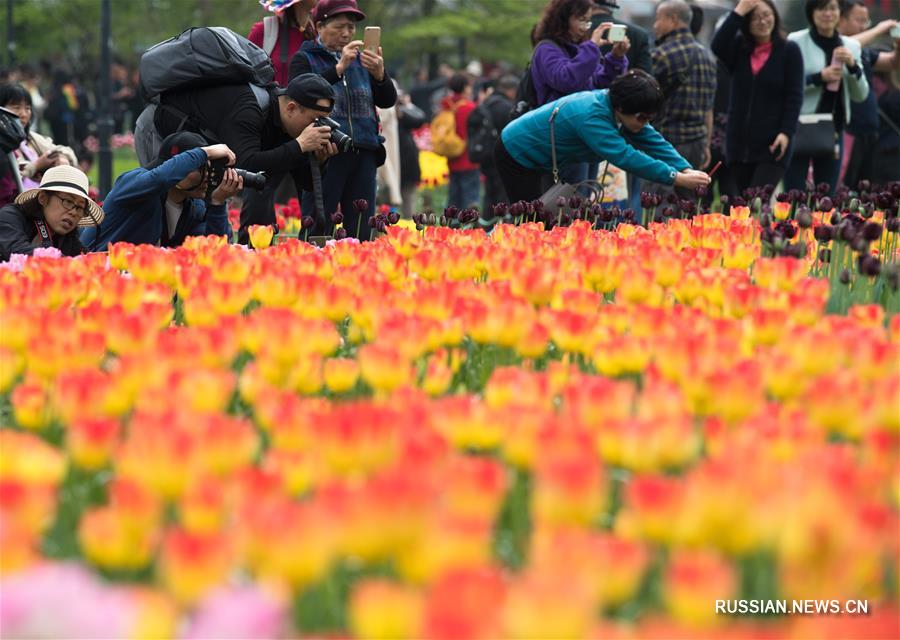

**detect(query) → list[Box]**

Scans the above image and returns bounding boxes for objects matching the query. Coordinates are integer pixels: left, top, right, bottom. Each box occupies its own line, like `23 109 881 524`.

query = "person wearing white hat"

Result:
0 165 102 260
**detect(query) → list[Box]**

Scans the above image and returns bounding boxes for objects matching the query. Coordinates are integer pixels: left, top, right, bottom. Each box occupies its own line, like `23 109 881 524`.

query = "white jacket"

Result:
787 29 869 126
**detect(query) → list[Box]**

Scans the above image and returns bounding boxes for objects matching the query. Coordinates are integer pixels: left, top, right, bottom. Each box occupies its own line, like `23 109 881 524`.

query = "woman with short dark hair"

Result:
0 82 78 207
711 0 804 195
494 70 709 204
530 0 631 186
783 0 868 194
0 165 103 261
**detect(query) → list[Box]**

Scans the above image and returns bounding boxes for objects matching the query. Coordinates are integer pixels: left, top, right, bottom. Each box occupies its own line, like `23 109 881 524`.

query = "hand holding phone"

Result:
607 24 626 42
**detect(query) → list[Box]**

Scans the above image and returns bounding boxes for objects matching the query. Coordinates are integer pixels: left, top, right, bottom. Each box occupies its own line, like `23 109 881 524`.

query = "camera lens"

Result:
330 130 353 153
315 116 353 153
235 169 267 190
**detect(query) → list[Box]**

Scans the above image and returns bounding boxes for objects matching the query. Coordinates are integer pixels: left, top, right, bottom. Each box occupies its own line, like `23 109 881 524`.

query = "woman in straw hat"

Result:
0 165 103 261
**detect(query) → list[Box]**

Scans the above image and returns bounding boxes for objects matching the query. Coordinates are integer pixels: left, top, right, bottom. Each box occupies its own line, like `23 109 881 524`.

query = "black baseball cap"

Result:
277 74 336 112
147 131 208 169
592 0 620 8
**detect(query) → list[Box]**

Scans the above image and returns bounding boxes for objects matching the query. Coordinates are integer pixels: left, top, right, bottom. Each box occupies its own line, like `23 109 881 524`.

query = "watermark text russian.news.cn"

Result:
716 600 871 616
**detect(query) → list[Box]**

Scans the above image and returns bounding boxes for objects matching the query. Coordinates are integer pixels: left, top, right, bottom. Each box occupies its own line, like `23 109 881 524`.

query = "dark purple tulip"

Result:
818 247 831 263
568 196 582 210
492 203 508 218
695 186 708 198
556 196 568 210
776 192 791 203
887 218 900 233
334 227 348 240
862 222 883 241
891 182 900 198
816 182 830 195
531 200 545 214
818 196 833 212
839 268 851 284
813 225 833 243
796 208 813 229
302 215 315 230
640 193 654 209
388 212 400 225
858 255 881 277
732 196 746 207
331 211 344 225
666 193 679 205
444 206 458 219
353 199 369 213
720 195 730 207
857 179 871 193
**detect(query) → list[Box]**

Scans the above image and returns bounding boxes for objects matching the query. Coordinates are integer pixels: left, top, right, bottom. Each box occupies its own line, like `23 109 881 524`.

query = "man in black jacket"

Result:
154 74 339 244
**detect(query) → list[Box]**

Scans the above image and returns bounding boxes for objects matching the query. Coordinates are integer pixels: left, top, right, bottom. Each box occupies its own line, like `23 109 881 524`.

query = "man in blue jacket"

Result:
80 133 242 251
494 70 710 204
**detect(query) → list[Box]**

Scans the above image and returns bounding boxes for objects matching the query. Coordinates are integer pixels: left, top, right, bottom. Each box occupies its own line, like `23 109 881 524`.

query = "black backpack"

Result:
466 102 498 164
509 39 562 121
139 27 275 104
134 27 276 164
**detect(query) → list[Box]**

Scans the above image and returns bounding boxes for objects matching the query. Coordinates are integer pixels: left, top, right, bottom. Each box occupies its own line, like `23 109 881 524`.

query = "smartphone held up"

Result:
363 26 381 54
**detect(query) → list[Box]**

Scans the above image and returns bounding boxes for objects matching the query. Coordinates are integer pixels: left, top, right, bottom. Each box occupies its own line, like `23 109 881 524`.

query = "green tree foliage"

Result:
3 0 547 79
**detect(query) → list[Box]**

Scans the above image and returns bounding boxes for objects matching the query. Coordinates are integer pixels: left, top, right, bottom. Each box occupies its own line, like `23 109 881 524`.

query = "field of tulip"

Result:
1 208 899 638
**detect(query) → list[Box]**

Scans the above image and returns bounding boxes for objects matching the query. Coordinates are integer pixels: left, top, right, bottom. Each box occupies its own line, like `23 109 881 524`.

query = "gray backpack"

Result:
135 27 275 165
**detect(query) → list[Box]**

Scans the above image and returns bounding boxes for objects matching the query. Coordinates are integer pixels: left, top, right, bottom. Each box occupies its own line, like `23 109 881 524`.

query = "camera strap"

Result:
33 219 53 248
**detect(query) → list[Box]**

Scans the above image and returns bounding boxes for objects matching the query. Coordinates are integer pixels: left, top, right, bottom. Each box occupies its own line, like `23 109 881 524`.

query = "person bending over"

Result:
493 69 710 204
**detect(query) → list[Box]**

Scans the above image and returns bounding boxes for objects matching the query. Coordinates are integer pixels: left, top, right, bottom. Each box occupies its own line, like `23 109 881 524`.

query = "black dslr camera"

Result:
207 159 267 192
313 116 353 152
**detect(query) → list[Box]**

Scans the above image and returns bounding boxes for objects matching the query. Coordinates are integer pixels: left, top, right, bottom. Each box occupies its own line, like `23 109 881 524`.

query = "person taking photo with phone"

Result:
838 0 899 188
783 0 869 195
290 0 397 240
529 0 631 186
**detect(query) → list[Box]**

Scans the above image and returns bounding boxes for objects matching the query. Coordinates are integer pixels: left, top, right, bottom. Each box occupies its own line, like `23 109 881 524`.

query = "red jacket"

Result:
441 93 479 173
248 19 316 87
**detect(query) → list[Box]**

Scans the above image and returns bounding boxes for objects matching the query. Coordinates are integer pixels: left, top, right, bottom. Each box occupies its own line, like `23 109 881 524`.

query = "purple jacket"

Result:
531 39 628 107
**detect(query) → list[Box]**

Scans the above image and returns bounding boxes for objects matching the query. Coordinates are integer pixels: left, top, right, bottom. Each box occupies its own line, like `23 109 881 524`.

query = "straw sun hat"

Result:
14 165 104 227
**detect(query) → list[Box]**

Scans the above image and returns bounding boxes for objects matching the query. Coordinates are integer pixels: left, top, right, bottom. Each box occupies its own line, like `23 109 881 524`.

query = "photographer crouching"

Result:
80 133 244 250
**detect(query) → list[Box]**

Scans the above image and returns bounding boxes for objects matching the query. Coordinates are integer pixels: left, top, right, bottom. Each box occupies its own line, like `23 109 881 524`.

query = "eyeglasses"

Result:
52 193 86 216
579 20 593 29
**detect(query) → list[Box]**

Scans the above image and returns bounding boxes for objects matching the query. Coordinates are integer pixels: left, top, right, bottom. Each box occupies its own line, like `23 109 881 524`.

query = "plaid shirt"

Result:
652 28 716 145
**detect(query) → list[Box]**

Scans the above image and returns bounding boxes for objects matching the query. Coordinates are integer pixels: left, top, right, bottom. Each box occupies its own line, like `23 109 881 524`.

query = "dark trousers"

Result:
481 163 508 213
239 171 284 245
844 132 879 190
783 136 843 195
730 161 785 197
301 148 378 240
493 137 546 203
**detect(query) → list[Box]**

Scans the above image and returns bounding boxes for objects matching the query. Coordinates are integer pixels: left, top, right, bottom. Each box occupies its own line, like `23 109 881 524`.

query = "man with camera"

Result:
79 132 242 251
152 73 340 244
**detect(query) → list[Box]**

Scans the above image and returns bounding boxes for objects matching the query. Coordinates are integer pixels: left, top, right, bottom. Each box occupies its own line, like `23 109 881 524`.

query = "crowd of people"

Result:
0 0 898 259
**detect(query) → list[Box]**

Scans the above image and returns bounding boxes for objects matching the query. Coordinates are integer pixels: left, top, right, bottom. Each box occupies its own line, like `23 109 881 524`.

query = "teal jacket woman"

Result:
497 87 698 204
